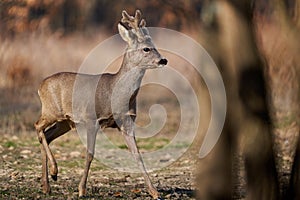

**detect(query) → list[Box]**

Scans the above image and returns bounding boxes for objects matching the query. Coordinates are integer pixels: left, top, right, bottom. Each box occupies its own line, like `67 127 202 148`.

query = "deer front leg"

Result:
78 122 98 197
122 117 159 199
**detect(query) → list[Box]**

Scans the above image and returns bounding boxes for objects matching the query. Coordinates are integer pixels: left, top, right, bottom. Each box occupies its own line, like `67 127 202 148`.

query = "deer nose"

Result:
158 58 168 65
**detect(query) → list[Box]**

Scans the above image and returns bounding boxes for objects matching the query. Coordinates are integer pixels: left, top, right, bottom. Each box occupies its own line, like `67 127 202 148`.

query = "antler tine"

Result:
121 10 146 41
121 10 143 29
121 10 134 25
135 10 141 20
121 10 146 34
135 10 146 27
139 19 146 27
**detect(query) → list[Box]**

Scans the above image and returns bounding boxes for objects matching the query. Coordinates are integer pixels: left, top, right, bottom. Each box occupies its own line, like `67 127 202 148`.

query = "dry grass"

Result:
0 32 106 87
0 31 108 134
0 26 202 135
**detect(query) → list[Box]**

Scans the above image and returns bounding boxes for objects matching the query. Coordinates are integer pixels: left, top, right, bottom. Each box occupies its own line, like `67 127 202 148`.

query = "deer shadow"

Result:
158 187 195 199
75 186 195 199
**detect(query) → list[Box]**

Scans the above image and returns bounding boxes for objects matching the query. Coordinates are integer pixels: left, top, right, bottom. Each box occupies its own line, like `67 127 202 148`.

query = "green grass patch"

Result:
3 141 17 148
113 137 171 151
137 137 170 151
118 144 128 149
60 160 82 168
115 137 175 151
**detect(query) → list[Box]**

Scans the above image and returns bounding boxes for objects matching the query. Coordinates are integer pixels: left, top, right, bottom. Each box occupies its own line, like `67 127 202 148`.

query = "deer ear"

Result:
118 23 135 45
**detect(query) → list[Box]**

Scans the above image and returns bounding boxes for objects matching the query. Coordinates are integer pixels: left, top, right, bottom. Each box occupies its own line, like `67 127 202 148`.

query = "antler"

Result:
121 10 146 41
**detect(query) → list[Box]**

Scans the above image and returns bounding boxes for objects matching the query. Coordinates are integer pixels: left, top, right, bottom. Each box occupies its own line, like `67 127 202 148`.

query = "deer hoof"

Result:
42 184 51 194
149 189 159 199
50 166 58 181
51 174 57 181
78 188 87 197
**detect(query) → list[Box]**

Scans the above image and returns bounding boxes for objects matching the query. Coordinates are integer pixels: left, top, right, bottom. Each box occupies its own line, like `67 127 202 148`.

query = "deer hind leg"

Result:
122 116 159 199
35 118 54 194
43 120 73 180
35 118 72 193
40 144 50 194
78 121 99 197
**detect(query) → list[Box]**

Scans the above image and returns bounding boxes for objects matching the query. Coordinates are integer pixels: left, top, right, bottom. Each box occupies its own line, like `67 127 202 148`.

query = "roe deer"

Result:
34 10 167 199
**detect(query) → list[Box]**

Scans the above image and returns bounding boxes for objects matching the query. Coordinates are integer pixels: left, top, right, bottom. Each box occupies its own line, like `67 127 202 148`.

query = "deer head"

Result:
118 10 168 69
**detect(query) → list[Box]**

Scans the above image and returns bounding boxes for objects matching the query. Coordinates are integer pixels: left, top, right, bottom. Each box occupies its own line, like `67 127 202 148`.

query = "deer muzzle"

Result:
158 58 168 65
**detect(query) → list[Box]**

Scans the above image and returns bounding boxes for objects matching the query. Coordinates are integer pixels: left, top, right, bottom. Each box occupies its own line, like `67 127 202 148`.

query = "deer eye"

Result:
143 47 151 52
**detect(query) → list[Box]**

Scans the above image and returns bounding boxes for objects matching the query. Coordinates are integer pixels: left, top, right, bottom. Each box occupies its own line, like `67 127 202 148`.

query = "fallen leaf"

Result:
113 192 122 197
131 189 141 193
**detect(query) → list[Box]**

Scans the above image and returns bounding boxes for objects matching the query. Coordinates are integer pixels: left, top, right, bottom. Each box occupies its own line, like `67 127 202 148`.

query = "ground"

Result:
0 131 196 200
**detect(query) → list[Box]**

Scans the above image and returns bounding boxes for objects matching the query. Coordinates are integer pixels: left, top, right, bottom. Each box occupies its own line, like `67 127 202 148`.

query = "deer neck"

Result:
115 53 146 88
110 54 146 116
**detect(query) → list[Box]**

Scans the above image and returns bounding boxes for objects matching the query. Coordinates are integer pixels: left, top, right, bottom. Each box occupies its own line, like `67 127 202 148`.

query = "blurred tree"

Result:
194 0 300 199
195 0 280 199
0 0 205 37
272 0 300 198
